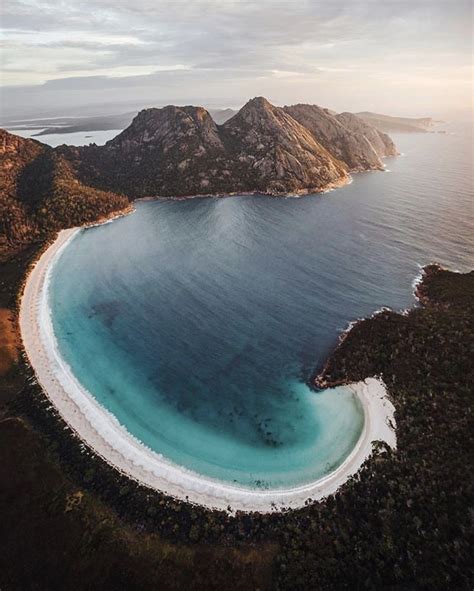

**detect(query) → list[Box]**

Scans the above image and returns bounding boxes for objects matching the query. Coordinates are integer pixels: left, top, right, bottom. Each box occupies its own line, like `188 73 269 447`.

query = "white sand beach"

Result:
19 228 397 513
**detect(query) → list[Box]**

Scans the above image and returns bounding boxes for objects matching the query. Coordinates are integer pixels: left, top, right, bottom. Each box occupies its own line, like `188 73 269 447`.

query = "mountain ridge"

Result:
0 97 397 258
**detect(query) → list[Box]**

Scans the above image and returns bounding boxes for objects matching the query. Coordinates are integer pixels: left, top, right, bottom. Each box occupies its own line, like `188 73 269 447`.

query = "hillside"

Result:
284 104 396 171
0 130 128 259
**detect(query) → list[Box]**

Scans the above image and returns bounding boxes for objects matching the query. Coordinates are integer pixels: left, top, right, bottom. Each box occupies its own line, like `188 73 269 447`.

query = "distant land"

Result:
0 96 397 258
355 112 443 133
2 106 439 138
6 112 137 137
1 109 234 136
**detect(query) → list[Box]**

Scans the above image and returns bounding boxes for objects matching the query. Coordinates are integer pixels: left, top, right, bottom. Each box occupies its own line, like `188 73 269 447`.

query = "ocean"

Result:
48 123 473 489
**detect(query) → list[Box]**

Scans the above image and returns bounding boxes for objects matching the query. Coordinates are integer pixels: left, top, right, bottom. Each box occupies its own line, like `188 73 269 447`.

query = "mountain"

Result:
0 129 128 258
64 97 351 197
1 97 397 257
221 97 348 193
284 104 396 171
67 105 230 197
355 112 436 133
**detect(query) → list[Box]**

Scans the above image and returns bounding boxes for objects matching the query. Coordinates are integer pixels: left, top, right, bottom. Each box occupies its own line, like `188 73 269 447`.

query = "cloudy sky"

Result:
1 0 472 119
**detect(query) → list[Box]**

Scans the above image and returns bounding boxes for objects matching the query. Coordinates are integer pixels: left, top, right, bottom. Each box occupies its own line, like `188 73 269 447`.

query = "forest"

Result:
0 130 128 260
0 242 472 590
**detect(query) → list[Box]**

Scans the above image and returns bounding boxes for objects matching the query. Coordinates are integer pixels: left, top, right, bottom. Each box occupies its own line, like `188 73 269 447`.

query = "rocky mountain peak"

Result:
226 96 280 126
105 104 222 152
244 96 273 110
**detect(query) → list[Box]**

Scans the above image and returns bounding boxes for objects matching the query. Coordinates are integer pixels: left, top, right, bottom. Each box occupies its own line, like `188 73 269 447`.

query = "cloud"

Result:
0 0 472 119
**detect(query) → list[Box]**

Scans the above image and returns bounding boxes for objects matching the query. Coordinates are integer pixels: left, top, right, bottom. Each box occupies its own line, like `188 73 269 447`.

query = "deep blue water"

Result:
49 124 473 489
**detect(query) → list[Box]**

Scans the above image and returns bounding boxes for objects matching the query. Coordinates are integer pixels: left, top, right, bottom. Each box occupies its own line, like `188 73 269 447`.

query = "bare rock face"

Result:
108 106 224 153
335 112 397 160
284 104 395 172
68 97 351 197
221 97 349 193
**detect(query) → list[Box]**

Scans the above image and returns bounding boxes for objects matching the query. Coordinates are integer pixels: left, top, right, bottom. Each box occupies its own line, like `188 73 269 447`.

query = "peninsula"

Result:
1 96 396 259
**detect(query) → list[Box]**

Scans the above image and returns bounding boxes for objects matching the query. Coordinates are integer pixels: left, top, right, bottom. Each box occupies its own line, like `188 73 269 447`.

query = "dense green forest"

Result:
0 127 472 586
0 254 472 589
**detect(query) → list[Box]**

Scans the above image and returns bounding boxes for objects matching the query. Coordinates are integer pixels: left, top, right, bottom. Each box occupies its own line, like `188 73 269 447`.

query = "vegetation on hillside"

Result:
0 130 128 260
0 257 472 590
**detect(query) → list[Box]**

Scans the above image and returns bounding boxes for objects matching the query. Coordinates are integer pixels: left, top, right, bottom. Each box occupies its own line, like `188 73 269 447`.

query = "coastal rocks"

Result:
414 264 474 308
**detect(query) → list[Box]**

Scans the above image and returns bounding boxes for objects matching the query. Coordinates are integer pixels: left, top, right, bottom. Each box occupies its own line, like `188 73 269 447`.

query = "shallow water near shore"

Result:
48 124 473 489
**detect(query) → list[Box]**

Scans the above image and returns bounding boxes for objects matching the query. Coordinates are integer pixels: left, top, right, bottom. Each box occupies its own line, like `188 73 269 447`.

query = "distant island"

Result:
2 106 438 138
355 111 442 133
0 96 397 259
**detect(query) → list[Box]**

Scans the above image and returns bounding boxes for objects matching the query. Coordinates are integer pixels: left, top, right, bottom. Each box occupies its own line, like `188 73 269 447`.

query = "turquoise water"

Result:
49 124 473 489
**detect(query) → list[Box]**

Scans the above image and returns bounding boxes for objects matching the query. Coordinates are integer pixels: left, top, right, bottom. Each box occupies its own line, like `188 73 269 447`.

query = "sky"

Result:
1 0 473 120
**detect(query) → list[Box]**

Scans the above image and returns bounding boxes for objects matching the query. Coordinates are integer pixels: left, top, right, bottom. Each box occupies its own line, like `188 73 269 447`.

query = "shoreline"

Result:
19 227 397 513
315 306 393 389
129 153 397 203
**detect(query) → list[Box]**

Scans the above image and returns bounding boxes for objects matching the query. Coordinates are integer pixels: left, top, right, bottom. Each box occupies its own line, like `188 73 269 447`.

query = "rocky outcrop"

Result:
284 104 397 171
66 97 351 197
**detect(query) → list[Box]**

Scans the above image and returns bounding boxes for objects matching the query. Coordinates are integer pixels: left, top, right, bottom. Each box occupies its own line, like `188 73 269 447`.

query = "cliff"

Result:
284 104 395 171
